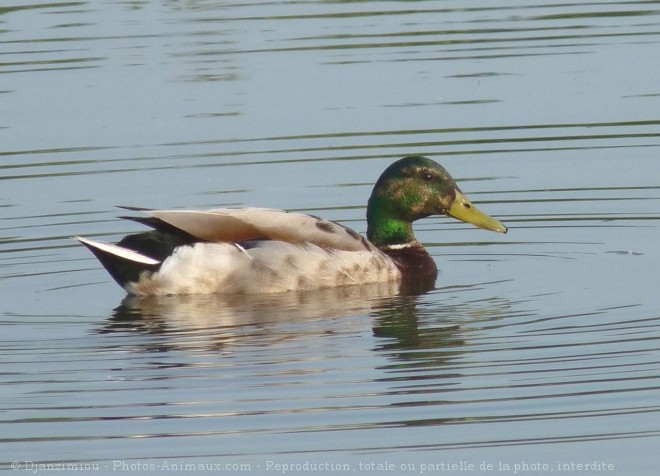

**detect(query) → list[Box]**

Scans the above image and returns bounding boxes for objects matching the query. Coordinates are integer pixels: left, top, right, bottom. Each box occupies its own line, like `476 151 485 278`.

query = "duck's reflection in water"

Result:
100 276 511 364
102 281 404 352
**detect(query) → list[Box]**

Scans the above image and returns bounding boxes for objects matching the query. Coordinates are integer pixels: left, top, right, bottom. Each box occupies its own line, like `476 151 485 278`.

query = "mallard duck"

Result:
77 156 506 295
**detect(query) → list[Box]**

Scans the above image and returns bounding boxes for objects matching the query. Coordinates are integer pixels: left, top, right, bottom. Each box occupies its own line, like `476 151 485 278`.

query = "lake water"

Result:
2 1 660 474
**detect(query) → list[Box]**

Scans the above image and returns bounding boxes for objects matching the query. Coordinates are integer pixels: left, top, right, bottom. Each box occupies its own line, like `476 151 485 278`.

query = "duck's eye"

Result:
421 173 434 182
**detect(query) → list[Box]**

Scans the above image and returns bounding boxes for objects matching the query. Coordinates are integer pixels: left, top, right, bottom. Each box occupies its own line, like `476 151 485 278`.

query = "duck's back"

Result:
79 208 403 295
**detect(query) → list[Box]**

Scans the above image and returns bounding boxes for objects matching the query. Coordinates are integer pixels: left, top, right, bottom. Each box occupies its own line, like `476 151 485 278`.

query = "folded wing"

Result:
143 208 374 252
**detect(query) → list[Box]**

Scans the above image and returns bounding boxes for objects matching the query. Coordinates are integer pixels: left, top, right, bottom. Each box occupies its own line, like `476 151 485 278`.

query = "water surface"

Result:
2 1 660 475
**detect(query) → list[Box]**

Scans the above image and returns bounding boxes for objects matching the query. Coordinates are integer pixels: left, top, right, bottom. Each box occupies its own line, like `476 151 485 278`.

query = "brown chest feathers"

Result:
381 242 437 294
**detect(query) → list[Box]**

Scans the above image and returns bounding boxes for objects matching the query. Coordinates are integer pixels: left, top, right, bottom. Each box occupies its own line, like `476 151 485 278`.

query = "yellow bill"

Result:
448 190 507 234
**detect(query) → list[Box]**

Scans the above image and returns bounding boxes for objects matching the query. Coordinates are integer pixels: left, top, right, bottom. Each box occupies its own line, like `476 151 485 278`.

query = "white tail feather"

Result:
75 236 161 265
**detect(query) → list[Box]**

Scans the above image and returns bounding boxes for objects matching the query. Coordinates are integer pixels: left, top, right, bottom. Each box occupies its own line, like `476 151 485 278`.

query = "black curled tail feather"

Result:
76 237 161 288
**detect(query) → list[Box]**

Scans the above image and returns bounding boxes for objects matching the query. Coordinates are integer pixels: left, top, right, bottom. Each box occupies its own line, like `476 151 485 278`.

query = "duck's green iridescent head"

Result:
366 156 507 247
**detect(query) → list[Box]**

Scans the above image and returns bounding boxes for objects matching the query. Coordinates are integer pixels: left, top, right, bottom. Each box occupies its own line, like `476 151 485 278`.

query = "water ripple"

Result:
3 0 660 469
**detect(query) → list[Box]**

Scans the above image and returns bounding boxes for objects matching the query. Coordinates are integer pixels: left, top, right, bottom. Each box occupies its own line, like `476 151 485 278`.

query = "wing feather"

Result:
145 208 373 252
